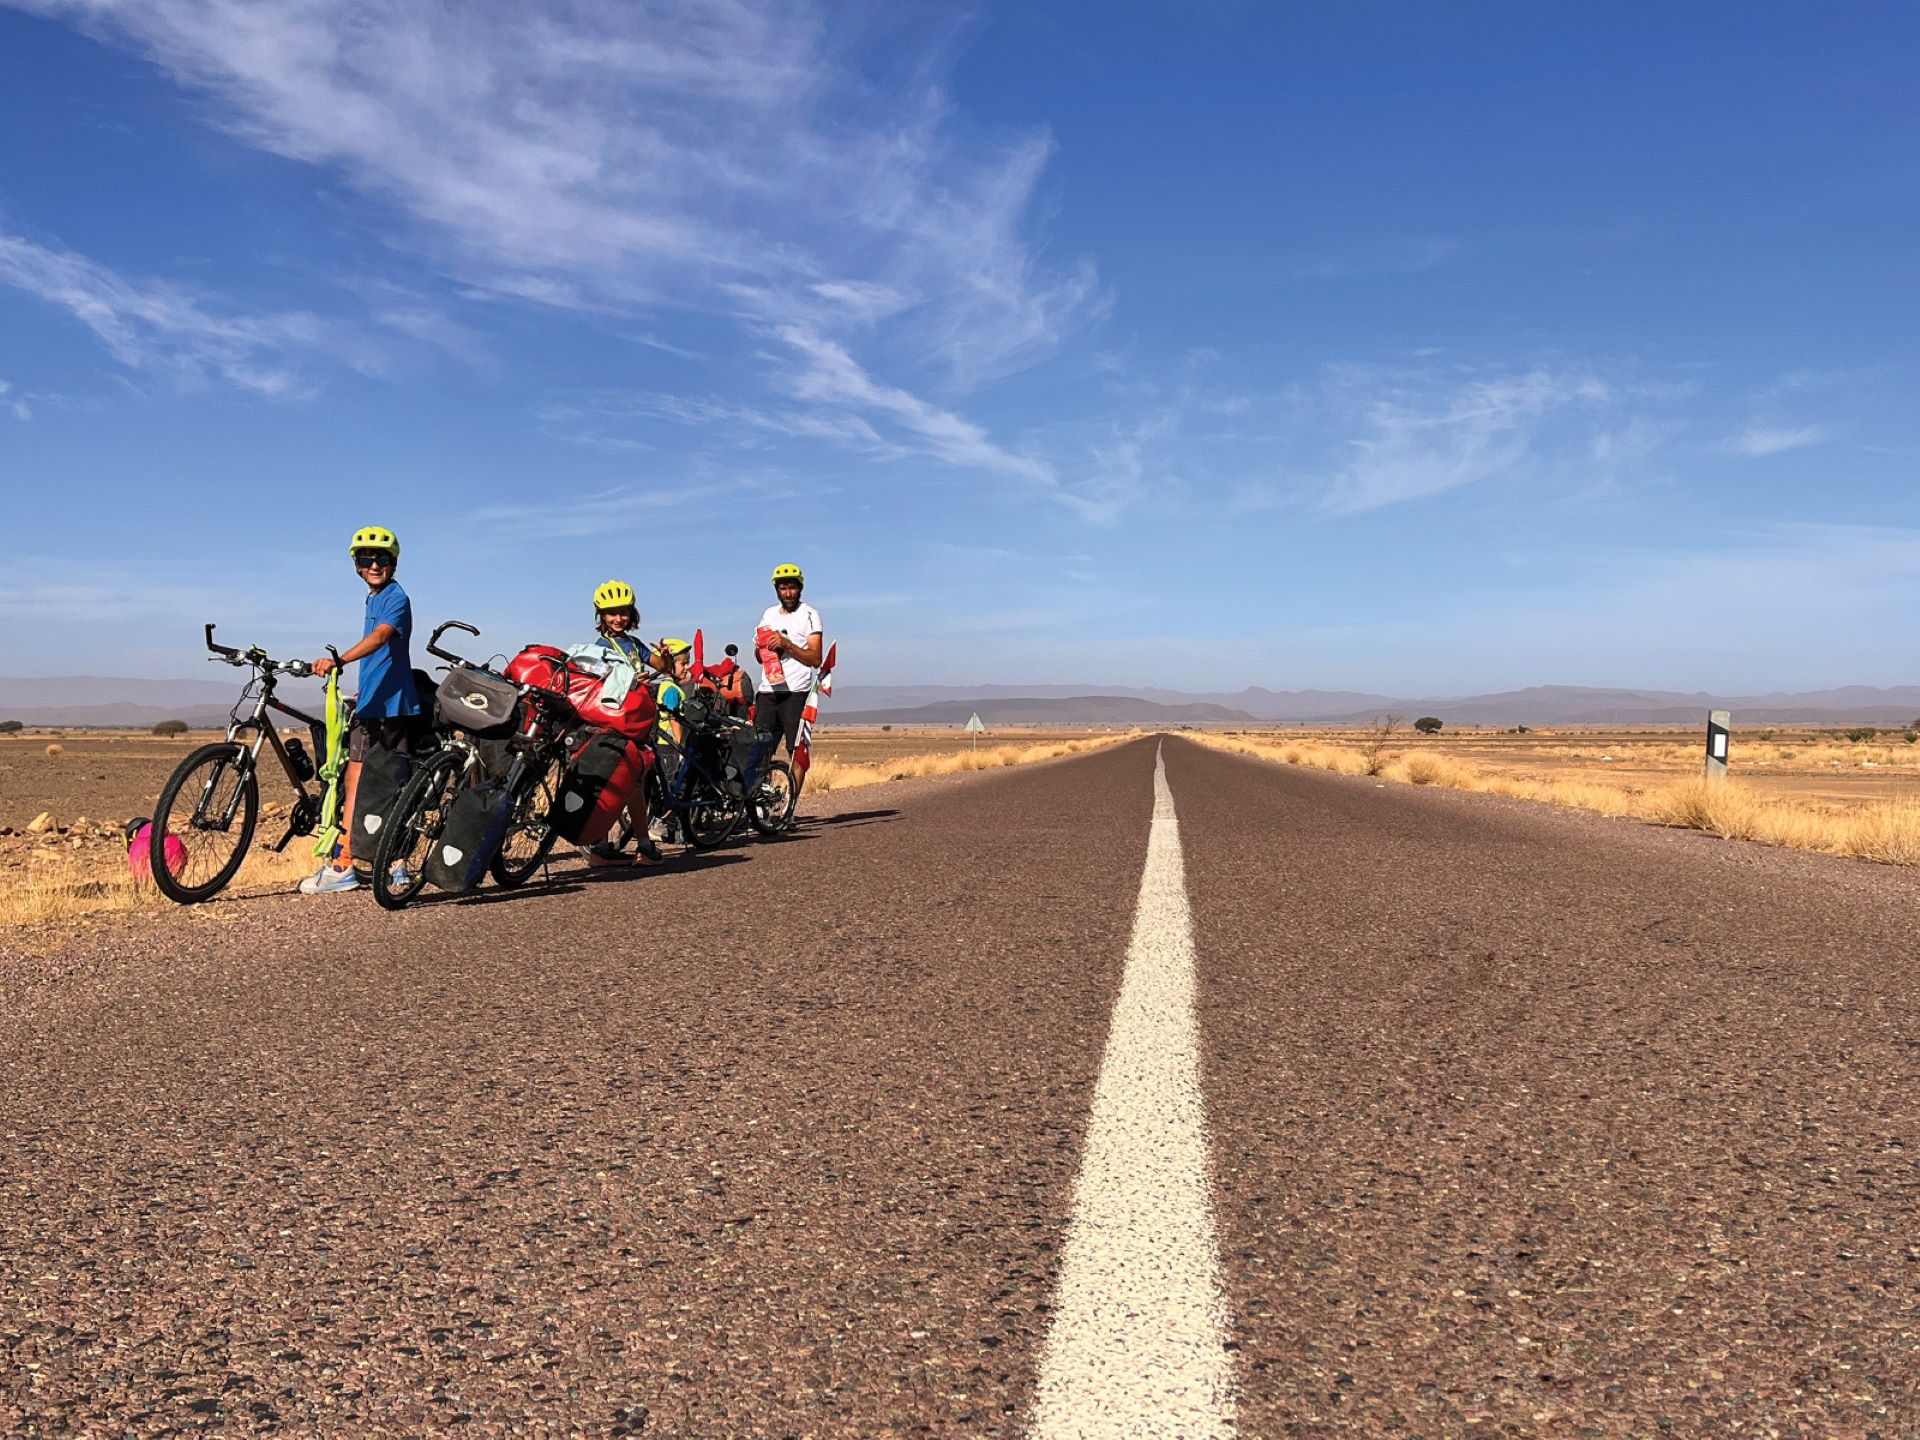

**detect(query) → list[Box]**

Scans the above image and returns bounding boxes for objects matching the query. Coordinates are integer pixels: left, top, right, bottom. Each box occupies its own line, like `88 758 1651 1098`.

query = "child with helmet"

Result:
574 580 663 866
299 525 419 894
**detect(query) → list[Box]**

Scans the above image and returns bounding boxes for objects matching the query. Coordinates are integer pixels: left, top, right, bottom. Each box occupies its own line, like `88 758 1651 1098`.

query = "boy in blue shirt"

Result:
300 525 419 894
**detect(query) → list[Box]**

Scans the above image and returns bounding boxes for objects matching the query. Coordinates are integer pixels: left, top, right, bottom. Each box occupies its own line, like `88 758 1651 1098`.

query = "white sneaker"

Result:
298 864 361 895
387 862 413 890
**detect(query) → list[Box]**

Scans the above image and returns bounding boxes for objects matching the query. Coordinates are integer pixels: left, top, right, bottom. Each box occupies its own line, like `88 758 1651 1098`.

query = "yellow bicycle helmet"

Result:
770 563 804 585
659 637 691 656
349 525 399 559
594 579 636 611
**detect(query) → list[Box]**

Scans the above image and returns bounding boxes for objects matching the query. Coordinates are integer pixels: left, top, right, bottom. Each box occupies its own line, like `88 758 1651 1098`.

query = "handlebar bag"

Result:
424 780 514 892
553 730 651 846
436 668 521 739
352 740 411 850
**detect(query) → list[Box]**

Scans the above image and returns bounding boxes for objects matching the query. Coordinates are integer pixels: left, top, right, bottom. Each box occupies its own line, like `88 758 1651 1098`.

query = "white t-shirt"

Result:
757 601 823 693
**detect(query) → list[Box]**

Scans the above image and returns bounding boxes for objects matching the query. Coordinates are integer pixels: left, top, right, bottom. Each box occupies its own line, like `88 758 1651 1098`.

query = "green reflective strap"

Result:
312 667 349 859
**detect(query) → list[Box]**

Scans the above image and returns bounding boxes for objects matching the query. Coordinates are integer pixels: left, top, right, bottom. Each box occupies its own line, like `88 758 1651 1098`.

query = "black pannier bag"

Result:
722 719 756 795
408 667 440 749
424 781 515 892
353 739 411 852
553 731 637 844
436 667 521 739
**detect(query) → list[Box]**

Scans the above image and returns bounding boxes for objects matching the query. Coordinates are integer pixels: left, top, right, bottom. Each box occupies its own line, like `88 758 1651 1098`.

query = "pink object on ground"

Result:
127 823 187 880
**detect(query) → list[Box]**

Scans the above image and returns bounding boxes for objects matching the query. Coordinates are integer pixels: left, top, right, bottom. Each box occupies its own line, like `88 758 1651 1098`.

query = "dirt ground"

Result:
0 725 1112 833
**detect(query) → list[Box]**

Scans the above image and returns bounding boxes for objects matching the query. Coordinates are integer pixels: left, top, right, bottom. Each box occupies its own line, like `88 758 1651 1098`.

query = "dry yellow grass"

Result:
1 840 317 930
806 733 1134 793
1194 732 1920 867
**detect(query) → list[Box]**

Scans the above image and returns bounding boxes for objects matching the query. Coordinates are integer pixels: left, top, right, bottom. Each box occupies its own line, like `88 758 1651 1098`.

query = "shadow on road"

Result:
792 808 898 832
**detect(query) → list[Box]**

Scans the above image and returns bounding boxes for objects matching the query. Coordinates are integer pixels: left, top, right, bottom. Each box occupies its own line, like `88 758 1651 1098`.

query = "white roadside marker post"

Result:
1706 709 1731 782
965 710 985 759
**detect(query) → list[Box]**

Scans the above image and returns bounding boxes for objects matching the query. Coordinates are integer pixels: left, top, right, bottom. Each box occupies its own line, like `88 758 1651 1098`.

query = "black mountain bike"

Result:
146 625 342 904
370 622 574 910
625 694 795 851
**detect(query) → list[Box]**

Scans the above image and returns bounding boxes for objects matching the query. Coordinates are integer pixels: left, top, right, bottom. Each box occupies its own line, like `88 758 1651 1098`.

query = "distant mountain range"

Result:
7 674 1920 729
0 674 322 729
833 696 1259 726
826 682 1920 727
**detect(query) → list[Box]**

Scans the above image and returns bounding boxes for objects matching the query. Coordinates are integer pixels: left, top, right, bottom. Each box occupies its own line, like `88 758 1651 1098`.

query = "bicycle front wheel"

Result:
684 787 744 850
748 760 797 836
373 747 463 911
490 754 561 888
149 743 259 904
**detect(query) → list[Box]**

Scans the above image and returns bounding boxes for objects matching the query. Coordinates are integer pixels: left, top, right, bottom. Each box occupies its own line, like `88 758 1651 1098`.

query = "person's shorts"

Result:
755 691 807 753
348 715 415 762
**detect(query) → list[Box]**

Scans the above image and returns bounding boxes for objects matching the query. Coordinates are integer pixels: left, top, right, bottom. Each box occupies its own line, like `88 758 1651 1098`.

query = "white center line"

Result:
1030 741 1236 1440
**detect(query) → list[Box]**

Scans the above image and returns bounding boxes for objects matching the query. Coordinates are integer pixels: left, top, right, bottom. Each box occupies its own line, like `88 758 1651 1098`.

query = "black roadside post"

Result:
1706 709 1731 782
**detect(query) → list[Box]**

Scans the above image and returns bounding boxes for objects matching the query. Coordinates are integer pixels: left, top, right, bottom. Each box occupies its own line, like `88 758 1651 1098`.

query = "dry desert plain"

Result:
5 721 1920 932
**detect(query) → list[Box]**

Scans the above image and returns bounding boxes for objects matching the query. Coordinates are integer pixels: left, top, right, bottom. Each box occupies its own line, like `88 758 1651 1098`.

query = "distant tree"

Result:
1844 726 1878 743
0 719 21 734
1755 728 1776 741
152 719 190 737
1905 729 1919 745
1413 716 1443 735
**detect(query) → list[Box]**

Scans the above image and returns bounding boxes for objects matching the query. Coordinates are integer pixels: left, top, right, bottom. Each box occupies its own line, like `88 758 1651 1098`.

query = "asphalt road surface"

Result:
3 737 1915 1437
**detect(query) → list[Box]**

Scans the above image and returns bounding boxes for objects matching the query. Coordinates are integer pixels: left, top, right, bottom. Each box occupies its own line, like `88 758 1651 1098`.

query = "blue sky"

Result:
1 1 1916 692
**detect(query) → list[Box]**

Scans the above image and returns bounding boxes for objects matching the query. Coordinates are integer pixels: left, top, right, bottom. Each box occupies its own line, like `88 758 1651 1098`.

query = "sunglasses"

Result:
354 552 393 568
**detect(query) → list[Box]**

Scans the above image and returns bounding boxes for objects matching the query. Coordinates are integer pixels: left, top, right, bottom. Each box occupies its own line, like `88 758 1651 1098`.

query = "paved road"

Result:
3 737 1915 1436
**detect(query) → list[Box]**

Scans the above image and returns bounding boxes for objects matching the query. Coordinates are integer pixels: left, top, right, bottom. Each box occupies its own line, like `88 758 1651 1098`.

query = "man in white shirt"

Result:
754 562 823 763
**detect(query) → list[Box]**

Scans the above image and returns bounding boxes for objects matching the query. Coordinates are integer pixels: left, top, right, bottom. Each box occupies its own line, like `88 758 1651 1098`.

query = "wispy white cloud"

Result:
768 324 1056 484
1723 423 1828 457
0 231 331 394
1315 364 1620 516
0 379 28 421
466 473 802 541
13 0 1097 490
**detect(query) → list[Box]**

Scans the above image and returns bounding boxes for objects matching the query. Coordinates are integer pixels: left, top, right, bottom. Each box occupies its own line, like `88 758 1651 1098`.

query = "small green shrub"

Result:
152 719 190 737
1844 727 1879 743
0 719 22 735
1413 716 1443 734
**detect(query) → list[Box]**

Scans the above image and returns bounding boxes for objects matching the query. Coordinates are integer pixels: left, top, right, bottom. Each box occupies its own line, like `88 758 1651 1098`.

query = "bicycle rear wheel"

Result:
372 748 463 911
748 760 797 836
490 754 561 888
149 743 259 904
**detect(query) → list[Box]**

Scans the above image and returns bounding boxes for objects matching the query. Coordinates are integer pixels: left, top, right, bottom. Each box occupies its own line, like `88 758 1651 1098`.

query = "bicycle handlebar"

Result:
205 623 242 660
204 623 317 678
427 619 481 665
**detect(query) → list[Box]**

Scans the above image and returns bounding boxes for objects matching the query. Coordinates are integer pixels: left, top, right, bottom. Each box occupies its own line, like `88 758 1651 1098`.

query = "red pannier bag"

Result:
504 644 657 740
553 730 653 845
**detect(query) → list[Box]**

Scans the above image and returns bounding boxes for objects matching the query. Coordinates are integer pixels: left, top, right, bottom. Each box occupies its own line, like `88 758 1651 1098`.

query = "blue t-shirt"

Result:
357 581 418 718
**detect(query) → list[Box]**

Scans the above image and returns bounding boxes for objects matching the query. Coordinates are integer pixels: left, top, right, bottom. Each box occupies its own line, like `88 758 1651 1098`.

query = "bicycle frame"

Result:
193 624 334 841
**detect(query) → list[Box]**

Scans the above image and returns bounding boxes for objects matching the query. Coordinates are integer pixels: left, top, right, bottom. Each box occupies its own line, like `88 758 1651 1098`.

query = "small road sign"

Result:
1706 709 1731 781
966 712 985 756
